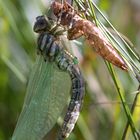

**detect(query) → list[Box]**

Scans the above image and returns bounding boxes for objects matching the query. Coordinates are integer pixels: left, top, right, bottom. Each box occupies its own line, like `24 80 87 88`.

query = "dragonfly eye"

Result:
38 20 46 26
33 16 48 33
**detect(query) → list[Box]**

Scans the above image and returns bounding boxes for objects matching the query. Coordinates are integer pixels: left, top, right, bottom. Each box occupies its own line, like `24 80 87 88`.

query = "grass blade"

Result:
107 63 140 140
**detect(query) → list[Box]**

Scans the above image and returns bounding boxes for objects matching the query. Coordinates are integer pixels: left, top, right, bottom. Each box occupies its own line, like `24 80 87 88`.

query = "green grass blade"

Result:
107 63 140 140
1 55 26 84
122 88 140 139
77 115 93 140
0 0 23 42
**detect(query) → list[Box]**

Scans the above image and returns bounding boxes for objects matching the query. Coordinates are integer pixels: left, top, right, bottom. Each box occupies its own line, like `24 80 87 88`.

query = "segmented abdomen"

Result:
60 68 84 139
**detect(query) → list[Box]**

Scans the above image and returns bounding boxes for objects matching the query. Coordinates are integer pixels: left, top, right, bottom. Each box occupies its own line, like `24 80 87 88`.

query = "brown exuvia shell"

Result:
51 1 127 70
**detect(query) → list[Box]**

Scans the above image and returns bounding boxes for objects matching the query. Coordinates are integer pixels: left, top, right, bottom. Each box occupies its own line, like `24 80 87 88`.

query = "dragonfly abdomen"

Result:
60 73 84 139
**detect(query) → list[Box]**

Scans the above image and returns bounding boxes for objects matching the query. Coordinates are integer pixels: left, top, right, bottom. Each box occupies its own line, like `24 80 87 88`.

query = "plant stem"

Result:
122 86 140 140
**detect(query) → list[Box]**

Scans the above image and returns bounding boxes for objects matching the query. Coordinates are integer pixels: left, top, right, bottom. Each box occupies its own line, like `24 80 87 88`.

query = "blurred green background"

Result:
0 0 140 140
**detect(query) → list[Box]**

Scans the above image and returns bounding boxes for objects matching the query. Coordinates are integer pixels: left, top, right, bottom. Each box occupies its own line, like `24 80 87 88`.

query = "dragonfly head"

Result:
33 15 51 33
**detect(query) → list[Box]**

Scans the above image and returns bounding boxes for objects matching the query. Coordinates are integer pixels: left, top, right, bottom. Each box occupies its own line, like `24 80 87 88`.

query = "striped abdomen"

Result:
59 67 85 139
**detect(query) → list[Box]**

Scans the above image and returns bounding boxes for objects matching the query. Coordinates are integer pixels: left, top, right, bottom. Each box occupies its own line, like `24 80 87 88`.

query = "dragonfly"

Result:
34 15 85 139
12 15 84 140
51 1 128 71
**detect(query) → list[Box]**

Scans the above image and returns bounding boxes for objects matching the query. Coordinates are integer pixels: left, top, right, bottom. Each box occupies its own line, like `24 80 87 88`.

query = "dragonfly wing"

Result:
12 55 71 140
